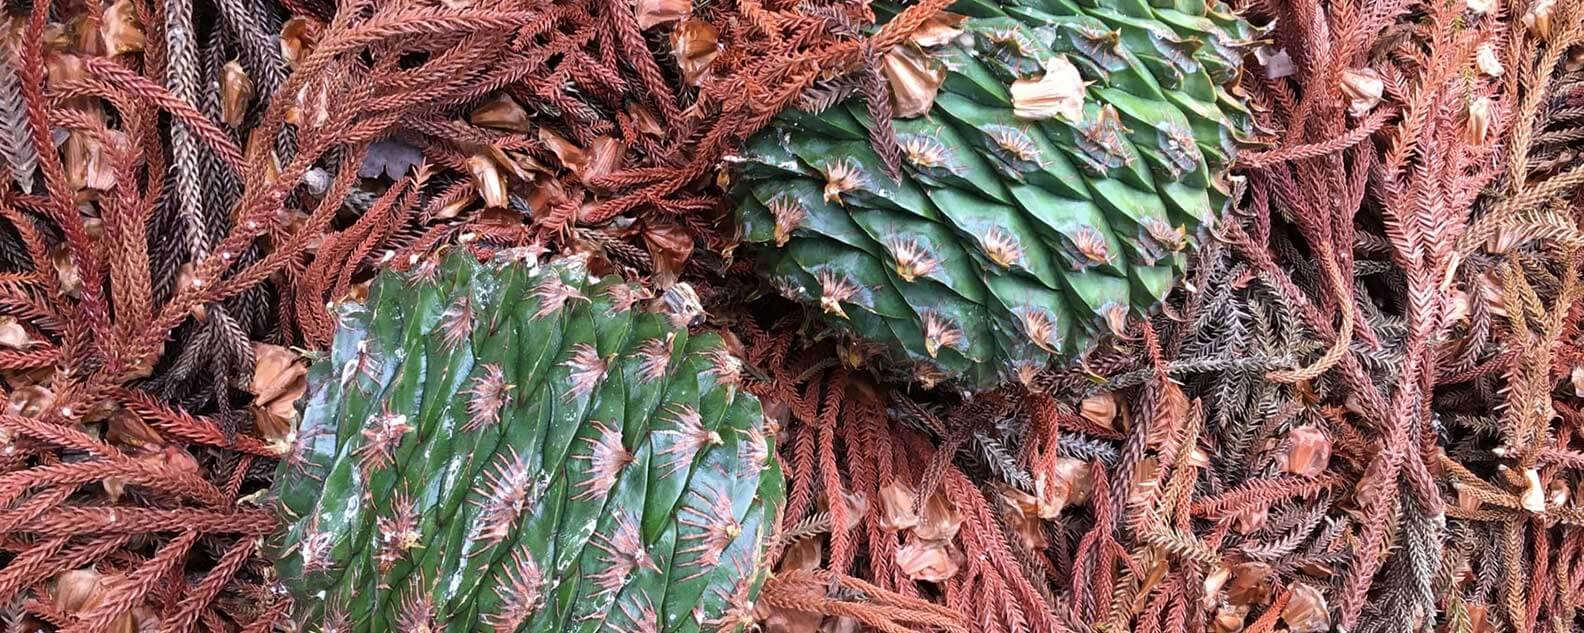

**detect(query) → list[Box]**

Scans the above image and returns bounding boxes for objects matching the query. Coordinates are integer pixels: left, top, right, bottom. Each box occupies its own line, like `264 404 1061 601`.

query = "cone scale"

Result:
734 0 1255 388
267 251 784 632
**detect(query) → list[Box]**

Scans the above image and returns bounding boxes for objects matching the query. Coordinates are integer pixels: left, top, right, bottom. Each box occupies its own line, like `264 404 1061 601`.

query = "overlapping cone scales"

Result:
733 0 1254 387
266 252 785 631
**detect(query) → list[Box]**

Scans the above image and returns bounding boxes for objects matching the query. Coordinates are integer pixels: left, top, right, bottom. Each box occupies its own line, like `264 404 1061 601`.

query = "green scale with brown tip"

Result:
266 250 784 632
732 0 1255 388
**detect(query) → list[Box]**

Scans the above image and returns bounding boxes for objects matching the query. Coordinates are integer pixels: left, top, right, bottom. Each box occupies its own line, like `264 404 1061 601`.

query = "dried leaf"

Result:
881 44 945 118
895 537 961 583
221 61 254 128
107 408 163 451
879 478 919 531
672 19 719 86
1128 455 1160 509
360 139 424 180
1256 46 1295 79
526 174 569 216
1520 468 1546 512
655 282 705 329
466 154 509 209
539 128 589 175
63 125 117 192
762 538 825 633
1232 500 1268 534
470 94 533 133
1523 0 1554 39
1034 456 1092 518
1280 425 1331 478
637 0 689 30
1340 68 1383 117
1568 47 1584 72
107 445 199 501
1452 482 1482 512
642 220 693 287
1226 562 1274 606
1475 43 1503 76
908 12 966 47
1477 270 1507 316
435 193 476 220
913 490 963 542
837 489 869 532
100 0 144 56
250 343 308 452
995 484 1048 550
762 603 824 633
1080 392 1119 429
280 17 323 69
1446 286 1472 324
0 316 30 349
1281 583 1331 633
1548 478 1570 508
1213 604 1250 633
625 102 664 137
1466 96 1491 145
6 385 54 417
54 569 108 614
1011 56 1088 121
581 136 626 189
52 247 81 297
780 536 823 572
1203 564 1231 608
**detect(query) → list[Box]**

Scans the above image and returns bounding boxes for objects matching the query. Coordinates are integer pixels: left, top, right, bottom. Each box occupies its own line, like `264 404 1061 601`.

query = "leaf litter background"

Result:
0 0 1580 631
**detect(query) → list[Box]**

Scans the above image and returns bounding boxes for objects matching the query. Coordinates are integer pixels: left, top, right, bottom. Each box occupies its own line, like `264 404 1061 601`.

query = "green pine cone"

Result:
267 250 784 632
733 0 1255 388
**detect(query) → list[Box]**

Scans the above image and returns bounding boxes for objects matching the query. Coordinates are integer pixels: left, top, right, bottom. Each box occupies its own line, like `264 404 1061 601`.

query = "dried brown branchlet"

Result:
106 445 200 500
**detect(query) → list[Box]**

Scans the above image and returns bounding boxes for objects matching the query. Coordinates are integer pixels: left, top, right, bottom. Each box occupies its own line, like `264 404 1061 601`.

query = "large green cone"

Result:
266 250 784 632
733 0 1255 388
